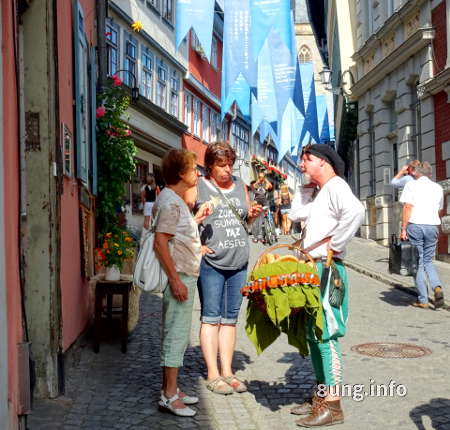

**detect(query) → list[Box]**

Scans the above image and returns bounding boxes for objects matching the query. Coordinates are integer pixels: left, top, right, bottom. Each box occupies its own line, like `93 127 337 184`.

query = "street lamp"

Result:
114 69 139 101
319 67 355 97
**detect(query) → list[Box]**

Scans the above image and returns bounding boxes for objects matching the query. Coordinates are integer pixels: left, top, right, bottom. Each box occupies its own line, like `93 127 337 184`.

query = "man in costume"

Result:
289 144 365 427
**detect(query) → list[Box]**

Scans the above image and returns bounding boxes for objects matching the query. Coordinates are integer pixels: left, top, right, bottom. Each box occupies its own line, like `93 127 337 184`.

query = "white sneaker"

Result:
158 392 196 417
276 228 281 236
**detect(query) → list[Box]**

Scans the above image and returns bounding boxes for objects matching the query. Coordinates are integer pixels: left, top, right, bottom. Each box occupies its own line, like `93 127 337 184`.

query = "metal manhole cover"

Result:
351 342 431 358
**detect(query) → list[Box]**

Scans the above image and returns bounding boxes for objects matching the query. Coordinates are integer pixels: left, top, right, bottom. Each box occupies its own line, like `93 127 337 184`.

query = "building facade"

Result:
352 0 437 245
108 0 188 232
421 0 450 257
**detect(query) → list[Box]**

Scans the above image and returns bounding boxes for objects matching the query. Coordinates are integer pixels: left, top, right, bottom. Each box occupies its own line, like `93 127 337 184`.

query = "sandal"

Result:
223 376 247 393
177 388 199 405
205 377 234 395
158 392 196 417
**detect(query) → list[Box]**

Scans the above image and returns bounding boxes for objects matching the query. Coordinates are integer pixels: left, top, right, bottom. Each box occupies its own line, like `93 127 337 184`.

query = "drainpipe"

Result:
446 0 450 68
96 0 108 91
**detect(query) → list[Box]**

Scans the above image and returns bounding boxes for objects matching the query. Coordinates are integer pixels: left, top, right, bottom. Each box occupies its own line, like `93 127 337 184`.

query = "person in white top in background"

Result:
289 144 364 428
390 159 420 188
399 161 445 309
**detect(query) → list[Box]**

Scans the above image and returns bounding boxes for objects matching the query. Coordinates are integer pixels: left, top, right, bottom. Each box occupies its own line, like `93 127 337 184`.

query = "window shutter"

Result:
90 46 97 195
73 0 89 185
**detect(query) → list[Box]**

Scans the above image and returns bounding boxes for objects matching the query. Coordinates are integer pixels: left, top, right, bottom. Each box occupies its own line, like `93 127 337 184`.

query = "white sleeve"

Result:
399 181 414 205
329 185 365 253
288 188 315 222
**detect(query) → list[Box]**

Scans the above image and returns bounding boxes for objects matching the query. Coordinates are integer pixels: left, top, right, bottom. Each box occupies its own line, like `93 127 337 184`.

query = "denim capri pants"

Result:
160 273 197 368
197 259 248 325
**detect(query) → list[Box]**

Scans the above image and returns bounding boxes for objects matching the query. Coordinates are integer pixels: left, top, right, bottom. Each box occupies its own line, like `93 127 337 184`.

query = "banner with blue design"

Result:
299 63 319 145
250 0 292 58
175 0 216 60
222 0 254 118
316 95 330 143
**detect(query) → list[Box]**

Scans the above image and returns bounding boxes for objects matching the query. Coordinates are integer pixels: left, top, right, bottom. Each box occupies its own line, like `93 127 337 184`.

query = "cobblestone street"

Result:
29 239 450 430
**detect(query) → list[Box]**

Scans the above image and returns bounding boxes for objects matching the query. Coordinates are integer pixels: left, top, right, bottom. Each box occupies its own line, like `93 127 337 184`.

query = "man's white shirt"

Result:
399 176 443 225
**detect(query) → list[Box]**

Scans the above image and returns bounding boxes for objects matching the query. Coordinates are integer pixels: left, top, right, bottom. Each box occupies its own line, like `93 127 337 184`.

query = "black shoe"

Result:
434 287 444 309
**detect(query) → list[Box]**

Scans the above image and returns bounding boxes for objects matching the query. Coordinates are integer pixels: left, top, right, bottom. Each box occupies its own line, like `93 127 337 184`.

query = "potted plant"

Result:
96 230 136 280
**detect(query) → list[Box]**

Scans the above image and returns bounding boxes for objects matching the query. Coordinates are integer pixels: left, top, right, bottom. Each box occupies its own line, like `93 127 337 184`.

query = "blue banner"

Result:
251 37 278 135
250 0 292 58
279 98 305 161
299 63 319 145
222 0 255 117
176 0 216 60
316 95 329 143
326 92 335 141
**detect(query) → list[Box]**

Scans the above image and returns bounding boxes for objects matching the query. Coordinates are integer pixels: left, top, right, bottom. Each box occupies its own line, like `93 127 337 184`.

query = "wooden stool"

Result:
94 278 132 353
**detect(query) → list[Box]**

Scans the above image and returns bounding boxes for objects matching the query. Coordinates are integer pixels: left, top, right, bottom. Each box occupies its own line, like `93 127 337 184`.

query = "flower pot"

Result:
105 265 121 281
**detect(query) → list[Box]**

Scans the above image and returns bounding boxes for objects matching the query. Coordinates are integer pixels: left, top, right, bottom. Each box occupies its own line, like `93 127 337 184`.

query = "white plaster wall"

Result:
126 107 182 148
357 48 435 241
112 0 188 69
0 7 10 428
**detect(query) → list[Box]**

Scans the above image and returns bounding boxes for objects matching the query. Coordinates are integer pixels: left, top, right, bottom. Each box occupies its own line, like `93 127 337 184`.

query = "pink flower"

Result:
124 129 132 136
112 75 122 86
96 106 106 119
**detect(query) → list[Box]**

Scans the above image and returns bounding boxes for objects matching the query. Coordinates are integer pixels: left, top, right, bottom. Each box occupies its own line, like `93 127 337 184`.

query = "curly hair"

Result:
204 141 236 174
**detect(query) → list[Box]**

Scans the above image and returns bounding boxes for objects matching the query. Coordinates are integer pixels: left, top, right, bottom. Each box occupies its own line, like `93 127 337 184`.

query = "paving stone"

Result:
27 239 450 429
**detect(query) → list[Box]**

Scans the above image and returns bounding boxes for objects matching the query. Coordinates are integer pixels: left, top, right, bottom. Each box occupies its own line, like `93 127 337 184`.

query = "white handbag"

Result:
133 208 169 293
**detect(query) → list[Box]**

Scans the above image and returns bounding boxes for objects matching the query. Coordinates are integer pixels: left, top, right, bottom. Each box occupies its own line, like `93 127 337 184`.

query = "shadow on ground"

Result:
410 398 450 430
248 352 315 412
378 288 414 307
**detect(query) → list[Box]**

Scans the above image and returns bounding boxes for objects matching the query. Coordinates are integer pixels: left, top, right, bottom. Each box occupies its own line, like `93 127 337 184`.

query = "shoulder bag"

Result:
133 207 169 293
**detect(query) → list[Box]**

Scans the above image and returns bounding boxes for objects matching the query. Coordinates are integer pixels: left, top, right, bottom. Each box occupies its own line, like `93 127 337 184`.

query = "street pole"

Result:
96 0 108 91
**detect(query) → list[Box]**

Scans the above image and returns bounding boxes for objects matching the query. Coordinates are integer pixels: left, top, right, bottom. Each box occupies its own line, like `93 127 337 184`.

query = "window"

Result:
211 37 218 68
191 30 201 50
156 60 168 109
147 0 160 11
210 112 217 142
202 105 210 142
367 0 374 36
170 69 180 118
106 21 119 76
386 0 394 16
141 48 153 100
124 35 137 86
221 119 229 142
298 45 312 63
231 122 249 158
193 98 201 136
184 92 192 129
410 83 422 160
161 0 173 23
368 111 376 195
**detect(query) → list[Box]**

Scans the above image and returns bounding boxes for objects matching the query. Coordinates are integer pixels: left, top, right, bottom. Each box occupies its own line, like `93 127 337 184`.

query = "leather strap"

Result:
302 236 332 254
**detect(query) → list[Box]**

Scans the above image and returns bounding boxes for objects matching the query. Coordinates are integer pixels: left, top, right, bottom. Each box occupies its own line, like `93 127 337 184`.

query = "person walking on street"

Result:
390 160 420 188
279 183 293 235
399 161 445 309
251 172 273 242
196 142 262 395
153 150 211 417
289 144 364 428
141 174 160 231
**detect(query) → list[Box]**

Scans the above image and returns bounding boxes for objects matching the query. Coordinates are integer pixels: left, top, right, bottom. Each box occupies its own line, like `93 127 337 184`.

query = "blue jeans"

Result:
197 259 247 324
406 224 442 304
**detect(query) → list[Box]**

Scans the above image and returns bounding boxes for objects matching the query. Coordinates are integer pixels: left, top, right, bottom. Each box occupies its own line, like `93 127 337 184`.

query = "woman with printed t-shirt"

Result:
196 141 263 395
153 149 211 417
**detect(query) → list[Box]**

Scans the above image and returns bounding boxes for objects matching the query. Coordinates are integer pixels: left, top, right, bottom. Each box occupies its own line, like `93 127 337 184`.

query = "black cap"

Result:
302 144 346 177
